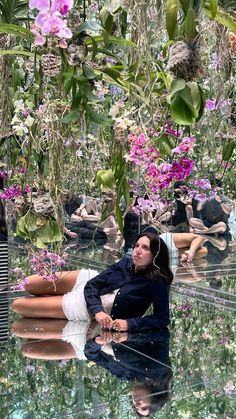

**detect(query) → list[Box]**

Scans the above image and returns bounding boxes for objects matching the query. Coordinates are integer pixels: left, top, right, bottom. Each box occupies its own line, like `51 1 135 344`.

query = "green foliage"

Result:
16 210 62 248
168 79 205 125
0 0 29 23
166 0 180 40
203 0 236 32
222 139 235 161
0 23 33 39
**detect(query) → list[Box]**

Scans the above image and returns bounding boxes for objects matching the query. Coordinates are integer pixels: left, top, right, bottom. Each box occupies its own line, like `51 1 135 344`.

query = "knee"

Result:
12 298 27 314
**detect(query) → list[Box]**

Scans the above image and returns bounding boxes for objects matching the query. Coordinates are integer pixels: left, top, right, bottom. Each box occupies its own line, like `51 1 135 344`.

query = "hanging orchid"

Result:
29 0 73 46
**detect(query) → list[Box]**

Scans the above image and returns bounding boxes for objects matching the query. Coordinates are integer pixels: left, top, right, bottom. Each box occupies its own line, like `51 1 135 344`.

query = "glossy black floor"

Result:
0 237 235 418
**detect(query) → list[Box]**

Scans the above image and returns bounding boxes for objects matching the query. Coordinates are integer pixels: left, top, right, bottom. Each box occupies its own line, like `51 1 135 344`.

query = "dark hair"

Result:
134 372 173 417
123 210 141 252
134 233 173 286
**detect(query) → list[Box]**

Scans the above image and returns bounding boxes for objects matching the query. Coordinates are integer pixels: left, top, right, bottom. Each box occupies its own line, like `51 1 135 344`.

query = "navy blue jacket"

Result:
84 328 171 381
84 257 170 331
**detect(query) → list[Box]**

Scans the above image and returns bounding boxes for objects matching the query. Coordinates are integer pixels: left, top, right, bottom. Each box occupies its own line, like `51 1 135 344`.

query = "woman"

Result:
123 210 207 263
12 233 173 331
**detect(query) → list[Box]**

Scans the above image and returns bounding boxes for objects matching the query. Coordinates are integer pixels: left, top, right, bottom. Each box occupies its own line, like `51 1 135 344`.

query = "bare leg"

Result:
189 218 208 231
199 222 226 234
21 340 76 360
12 295 66 318
185 204 193 224
172 233 205 262
24 270 79 295
12 318 68 339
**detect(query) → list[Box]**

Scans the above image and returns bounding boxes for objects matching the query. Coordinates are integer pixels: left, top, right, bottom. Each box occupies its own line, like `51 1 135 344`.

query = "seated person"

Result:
12 233 173 331
189 195 232 235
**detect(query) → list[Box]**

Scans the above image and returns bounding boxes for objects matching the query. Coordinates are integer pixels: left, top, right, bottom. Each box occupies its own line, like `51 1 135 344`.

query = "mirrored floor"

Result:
1 239 235 418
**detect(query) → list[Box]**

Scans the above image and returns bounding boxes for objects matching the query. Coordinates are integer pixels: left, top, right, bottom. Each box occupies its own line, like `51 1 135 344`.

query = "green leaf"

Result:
187 81 201 113
76 20 104 34
24 211 38 232
179 85 198 117
60 110 80 123
37 219 62 244
209 0 218 18
85 35 136 47
35 237 47 248
95 169 116 189
170 94 196 125
99 66 121 80
170 78 186 95
166 0 180 39
203 6 236 32
86 105 113 126
80 84 100 102
100 7 113 34
0 23 34 39
82 63 97 79
179 0 189 14
120 176 130 207
0 49 34 57
195 85 205 122
49 219 63 242
64 77 76 95
158 140 172 157
114 200 123 233
222 140 235 161
16 216 27 238
86 35 98 60
184 7 197 40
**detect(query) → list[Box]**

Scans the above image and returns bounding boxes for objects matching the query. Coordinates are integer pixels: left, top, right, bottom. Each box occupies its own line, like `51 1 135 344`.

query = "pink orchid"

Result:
29 0 50 10
51 0 74 16
172 136 196 155
36 12 72 38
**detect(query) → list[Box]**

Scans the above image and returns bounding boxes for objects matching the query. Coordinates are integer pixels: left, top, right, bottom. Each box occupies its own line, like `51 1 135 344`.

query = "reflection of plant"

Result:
16 196 63 248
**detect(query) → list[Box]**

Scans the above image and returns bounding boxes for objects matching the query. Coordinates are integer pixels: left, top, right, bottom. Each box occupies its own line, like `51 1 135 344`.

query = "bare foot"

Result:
180 250 194 263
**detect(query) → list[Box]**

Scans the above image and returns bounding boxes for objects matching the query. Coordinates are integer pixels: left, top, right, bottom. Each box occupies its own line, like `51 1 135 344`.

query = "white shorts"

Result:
160 232 179 258
62 320 90 360
62 269 99 321
160 232 178 276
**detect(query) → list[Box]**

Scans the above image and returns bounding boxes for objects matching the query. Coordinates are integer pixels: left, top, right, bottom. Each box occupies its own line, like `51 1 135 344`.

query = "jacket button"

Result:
117 292 120 295
114 303 117 307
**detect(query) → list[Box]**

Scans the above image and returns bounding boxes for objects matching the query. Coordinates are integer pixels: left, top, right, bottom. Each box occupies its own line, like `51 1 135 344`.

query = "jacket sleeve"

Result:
127 280 170 331
84 264 117 316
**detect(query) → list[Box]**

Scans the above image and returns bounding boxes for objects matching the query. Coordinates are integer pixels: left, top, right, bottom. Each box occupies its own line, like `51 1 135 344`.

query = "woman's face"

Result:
132 236 153 270
132 385 151 416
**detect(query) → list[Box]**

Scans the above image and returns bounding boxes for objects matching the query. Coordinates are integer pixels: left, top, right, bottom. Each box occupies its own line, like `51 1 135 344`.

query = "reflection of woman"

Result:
85 328 172 417
12 318 172 418
12 233 173 331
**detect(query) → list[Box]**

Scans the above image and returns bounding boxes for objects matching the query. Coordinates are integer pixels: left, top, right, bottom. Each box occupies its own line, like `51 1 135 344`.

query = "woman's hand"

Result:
95 311 113 329
95 330 113 345
110 319 128 332
112 331 128 343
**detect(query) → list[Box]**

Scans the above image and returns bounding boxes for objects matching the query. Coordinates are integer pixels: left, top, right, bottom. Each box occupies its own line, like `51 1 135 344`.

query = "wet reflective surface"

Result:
1 238 236 418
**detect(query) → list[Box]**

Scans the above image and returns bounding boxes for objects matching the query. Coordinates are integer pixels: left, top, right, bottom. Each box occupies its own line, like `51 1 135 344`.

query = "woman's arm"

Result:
126 280 170 331
84 264 117 316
